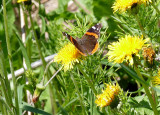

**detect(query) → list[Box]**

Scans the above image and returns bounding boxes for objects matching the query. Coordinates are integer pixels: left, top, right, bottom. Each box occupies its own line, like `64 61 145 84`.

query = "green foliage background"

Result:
0 0 160 115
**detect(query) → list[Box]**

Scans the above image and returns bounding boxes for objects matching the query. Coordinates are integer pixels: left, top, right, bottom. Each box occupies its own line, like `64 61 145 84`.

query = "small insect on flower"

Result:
112 0 151 13
152 70 160 86
54 43 82 71
107 35 149 65
95 83 120 109
55 23 102 71
62 23 102 56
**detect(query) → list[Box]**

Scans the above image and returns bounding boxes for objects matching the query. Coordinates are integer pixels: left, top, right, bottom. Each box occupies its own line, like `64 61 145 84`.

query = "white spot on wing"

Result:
92 26 96 30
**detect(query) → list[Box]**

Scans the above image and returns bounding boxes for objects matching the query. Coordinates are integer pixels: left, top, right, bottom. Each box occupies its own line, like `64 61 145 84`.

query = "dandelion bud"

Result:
32 84 45 103
142 47 155 64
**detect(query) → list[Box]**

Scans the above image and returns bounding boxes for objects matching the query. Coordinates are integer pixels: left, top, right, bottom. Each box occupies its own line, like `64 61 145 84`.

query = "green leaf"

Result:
21 102 51 115
56 0 70 14
120 63 149 86
14 29 31 69
93 0 113 20
6 1 15 38
39 15 46 36
18 85 24 115
39 4 46 17
128 96 153 115
0 15 8 58
134 95 144 103
152 87 160 95
57 97 78 114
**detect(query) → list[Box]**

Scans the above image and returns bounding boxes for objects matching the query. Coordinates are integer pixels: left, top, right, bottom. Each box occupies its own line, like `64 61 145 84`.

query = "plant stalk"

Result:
2 0 19 114
135 14 146 38
0 98 5 115
0 98 14 115
29 11 57 114
44 66 62 87
134 66 159 115
0 46 13 107
151 2 160 15
71 74 86 115
29 11 46 68
42 60 54 85
77 64 97 95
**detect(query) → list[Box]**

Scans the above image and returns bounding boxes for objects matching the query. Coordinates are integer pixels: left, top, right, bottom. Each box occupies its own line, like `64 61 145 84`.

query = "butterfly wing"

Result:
62 23 102 56
79 23 102 55
83 23 102 39
62 32 85 55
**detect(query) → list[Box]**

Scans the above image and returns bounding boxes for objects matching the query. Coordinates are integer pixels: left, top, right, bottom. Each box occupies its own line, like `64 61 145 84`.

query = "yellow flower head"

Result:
54 43 82 71
17 0 29 3
107 35 149 65
112 0 151 12
95 83 120 108
152 70 160 86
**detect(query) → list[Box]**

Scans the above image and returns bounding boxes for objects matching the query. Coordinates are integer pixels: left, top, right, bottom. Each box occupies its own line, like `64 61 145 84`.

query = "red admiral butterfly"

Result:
62 23 102 56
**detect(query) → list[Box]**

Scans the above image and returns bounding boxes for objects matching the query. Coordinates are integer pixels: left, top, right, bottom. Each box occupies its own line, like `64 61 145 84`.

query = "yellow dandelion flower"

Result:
17 0 29 3
107 35 149 65
95 83 120 108
54 43 82 71
112 0 151 12
152 70 160 86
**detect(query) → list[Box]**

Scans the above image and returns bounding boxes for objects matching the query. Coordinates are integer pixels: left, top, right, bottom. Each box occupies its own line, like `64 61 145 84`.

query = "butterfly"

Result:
62 23 102 56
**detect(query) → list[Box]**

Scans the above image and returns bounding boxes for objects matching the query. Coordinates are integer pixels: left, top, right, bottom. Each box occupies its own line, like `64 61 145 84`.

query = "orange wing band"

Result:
70 36 74 43
91 42 99 54
85 32 98 39
70 36 86 56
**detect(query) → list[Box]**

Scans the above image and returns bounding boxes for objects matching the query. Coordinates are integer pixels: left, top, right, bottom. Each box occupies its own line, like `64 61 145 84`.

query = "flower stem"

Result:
134 66 159 115
71 74 87 115
2 0 19 114
0 98 14 115
29 11 57 114
0 45 13 108
44 66 63 87
151 2 160 15
77 64 97 95
29 11 46 68
135 14 146 38
42 60 54 85
0 97 5 115
0 75 11 109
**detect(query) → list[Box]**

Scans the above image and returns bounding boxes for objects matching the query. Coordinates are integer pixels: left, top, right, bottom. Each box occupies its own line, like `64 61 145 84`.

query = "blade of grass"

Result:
14 29 31 69
29 10 57 114
120 63 149 86
2 0 19 114
0 97 14 115
22 105 51 115
0 44 13 107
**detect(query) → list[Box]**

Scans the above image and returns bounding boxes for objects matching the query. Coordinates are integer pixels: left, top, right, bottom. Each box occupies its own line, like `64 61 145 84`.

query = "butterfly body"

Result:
63 23 102 56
